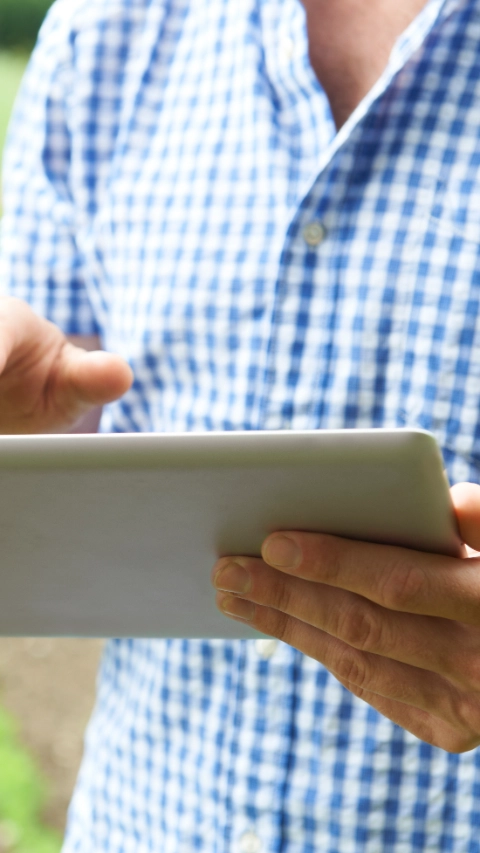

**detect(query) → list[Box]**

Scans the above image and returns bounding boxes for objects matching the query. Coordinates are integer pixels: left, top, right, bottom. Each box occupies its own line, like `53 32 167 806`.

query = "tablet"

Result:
0 428 461 639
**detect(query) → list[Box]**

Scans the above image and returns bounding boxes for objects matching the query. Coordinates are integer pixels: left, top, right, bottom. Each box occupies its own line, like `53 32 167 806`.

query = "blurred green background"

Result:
0 705 61 853
0 51 28 158
0 0 53 49
0 0 54 162
0 3 79 850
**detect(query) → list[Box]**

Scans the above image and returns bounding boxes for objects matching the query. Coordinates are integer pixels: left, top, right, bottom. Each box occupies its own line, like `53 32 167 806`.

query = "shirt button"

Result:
240 831 262 853
281 36 295 60
303 221 326 247
255 638 278 659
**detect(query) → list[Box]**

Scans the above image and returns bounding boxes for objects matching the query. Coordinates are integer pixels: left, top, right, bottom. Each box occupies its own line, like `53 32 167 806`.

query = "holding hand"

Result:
212 482 480 753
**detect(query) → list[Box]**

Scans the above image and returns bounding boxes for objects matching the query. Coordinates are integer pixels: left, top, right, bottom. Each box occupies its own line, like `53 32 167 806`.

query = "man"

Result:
2 0 480 848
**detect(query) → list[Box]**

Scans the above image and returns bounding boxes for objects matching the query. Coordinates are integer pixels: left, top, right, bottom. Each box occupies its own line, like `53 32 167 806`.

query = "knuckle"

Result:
437 728 480 754
335 648 370 691
264 608 293 645
425 686 480 752
378 557 425 611
448 692 480 737
335 601 383 653
409 718 469 753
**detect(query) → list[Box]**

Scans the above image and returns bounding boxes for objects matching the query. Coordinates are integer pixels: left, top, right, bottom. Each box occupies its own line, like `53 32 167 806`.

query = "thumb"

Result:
450 482 480 552
57 344 134 413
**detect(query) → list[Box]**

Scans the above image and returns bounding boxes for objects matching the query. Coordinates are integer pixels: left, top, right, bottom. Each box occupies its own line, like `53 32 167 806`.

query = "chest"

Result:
302 0 431 126
71 0 480 476
76 1 480 332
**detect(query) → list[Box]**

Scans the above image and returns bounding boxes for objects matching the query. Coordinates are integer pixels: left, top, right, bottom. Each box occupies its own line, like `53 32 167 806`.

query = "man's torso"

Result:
3 0 480 849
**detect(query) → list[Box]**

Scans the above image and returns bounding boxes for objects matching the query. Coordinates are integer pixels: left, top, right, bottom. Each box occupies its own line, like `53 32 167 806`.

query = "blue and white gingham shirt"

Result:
2 0 480 849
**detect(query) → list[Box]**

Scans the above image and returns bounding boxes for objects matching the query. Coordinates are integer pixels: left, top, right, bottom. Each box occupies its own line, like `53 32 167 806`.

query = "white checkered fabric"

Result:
2 0 480 849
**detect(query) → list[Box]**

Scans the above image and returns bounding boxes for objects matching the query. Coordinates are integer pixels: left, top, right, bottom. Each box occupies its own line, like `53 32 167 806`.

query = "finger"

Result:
337 686 478 754
452 482 480 552
259 531 480 624
52 343 133 416
212 557 479 685
0 298 133 428
215 593 475 737
219 592 480 751
0 295 133 409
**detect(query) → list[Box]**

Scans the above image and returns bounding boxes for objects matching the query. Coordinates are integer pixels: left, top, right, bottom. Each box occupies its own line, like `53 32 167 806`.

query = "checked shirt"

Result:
3 0 480 849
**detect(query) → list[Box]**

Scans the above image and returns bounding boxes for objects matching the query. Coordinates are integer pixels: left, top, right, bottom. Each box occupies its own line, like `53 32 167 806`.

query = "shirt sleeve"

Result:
0 1 101 336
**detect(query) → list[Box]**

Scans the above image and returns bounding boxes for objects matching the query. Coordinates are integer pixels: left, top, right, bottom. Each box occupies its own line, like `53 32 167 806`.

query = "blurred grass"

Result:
0 50 29 172
0 706 62 852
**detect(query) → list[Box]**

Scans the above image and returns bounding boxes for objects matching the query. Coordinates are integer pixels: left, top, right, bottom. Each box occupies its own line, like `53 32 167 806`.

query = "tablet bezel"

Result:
0 428 462 638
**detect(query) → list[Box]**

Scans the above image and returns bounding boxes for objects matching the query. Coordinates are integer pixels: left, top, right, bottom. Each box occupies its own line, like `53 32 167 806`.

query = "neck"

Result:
302 0 430 128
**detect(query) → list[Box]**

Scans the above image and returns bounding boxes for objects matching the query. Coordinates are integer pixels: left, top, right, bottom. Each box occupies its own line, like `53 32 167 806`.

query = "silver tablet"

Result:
0 428 461 639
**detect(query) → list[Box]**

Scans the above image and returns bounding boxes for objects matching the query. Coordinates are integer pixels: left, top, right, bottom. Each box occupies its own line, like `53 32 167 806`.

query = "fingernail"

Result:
263 535 301 569
219 595 255 621
214 562 251 594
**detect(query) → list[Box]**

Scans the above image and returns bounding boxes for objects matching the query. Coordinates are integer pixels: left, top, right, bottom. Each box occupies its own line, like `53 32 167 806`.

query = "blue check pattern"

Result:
3 0 480 849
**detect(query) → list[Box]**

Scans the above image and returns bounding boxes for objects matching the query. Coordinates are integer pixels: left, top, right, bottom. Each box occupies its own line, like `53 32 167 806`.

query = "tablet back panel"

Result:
0 429 461 638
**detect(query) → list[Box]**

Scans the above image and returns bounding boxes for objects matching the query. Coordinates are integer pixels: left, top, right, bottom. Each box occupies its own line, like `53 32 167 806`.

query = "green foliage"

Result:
0 0 54 50
0 51 29 160
0 705 62 853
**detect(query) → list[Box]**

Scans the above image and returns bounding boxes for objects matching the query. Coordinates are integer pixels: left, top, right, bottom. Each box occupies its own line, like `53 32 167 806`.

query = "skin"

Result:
302 0 429 128
212 0 480 754
212 499 480 754
0 297 131 434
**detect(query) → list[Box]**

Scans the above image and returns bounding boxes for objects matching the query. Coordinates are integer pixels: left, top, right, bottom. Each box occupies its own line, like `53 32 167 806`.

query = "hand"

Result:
0 297 133 433
212 482 480 753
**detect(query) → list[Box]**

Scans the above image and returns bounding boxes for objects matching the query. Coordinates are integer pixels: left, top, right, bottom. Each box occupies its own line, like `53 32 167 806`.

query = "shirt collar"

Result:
390 0 454 70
